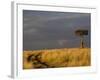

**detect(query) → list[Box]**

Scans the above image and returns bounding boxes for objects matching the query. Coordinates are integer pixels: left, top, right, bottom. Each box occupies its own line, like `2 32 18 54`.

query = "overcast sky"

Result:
23 10 91 50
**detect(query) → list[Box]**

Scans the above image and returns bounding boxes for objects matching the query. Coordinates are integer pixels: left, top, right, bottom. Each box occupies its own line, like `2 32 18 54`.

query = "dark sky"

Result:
23 10 91 50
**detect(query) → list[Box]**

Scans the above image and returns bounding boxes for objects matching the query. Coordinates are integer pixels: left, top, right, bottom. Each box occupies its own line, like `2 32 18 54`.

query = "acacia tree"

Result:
75 29 88 48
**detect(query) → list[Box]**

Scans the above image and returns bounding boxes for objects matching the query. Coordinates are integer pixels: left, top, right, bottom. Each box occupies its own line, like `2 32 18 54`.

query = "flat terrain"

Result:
23 48 90 69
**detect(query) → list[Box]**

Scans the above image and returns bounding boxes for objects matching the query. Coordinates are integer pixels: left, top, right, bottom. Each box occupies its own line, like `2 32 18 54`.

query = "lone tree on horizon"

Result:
75 29 88 48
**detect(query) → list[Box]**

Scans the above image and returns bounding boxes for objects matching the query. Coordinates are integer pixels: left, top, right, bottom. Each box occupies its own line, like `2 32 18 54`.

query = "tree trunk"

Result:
80 36 84 48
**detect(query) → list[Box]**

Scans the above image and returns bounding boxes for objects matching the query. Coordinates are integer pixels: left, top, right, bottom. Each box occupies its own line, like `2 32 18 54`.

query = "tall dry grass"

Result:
23 48 90 69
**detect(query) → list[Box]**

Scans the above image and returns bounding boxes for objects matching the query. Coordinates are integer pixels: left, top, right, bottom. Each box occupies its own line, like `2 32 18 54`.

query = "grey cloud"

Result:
23 10 91 50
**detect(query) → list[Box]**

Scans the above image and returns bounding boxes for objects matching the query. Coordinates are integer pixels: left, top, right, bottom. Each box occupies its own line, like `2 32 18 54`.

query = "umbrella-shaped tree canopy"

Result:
75 29 88 36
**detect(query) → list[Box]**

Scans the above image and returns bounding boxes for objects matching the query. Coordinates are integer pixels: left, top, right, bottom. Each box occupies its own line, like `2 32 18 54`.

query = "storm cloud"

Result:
23 10 91 50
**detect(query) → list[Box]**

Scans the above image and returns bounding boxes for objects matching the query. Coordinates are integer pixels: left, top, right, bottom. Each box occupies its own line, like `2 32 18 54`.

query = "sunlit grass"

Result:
23 48 90 69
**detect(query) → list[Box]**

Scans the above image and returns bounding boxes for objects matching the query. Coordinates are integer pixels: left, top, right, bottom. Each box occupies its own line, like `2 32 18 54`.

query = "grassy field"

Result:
23 48 90 69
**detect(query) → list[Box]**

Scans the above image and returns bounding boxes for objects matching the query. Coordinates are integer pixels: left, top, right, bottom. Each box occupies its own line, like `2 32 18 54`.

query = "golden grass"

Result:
23 48 90 69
